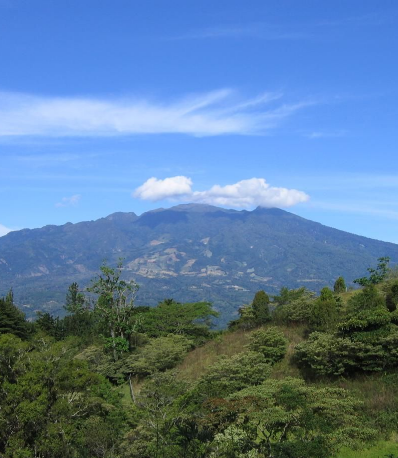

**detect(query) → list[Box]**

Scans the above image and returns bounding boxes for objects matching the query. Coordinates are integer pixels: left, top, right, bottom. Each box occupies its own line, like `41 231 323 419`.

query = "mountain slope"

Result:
1 204 397 325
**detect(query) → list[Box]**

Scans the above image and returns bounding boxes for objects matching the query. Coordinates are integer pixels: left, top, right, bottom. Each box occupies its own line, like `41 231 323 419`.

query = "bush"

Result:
125 335 193 377
198 351 272 398
273 288 316 325
247 326 287 364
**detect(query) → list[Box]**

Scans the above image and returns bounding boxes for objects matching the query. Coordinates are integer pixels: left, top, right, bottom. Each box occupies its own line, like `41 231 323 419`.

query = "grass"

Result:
337 440 398 457
169 317 398 458
177 329 252 381
177 323 306 382
270 324 305 379
116 376 144 407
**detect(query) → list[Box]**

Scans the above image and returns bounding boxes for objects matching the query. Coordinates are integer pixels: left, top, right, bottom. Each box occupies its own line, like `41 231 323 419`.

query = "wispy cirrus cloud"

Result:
0 90 313 138
305 130 347 139
169 13 392 42
133 176 309 209
309 200 398 222
170 23 308 41
55 194 81 208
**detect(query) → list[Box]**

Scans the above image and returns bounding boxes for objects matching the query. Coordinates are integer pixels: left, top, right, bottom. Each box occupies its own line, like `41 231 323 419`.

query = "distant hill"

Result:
1 204 397 326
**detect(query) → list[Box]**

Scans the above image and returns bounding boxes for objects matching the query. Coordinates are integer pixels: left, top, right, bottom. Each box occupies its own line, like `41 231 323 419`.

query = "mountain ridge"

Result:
1 204 397 326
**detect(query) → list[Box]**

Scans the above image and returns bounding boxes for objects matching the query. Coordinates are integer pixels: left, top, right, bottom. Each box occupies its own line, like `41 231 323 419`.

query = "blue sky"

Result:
0 0 397 243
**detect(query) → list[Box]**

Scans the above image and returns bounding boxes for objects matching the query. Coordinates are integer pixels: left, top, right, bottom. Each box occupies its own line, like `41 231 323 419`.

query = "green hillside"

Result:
1 259 398 457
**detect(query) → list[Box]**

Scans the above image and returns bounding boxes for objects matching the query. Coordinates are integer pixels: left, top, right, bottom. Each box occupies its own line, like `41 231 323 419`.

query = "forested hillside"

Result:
1 204 398 326
1 259 398 457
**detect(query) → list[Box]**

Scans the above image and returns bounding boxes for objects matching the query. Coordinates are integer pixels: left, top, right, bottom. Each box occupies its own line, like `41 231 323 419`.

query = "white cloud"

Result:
0 223 13 237
0 90 311 137
133 176 193 201
55 194 81 208
133 176 309 209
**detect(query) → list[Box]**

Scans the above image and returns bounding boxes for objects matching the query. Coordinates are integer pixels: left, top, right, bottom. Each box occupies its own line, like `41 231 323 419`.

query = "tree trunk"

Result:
128 373 136 403
110 326 118 361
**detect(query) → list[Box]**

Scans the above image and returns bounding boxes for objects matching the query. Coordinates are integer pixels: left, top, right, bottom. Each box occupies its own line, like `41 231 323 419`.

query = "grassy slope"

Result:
175 321 398 457
337 441 398 458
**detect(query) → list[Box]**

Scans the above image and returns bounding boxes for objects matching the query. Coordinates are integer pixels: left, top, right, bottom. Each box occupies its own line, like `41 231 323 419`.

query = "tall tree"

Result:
65 282 86 314
0 289 30 339
88 260 138 360
252 290 271 324
334 276 347 293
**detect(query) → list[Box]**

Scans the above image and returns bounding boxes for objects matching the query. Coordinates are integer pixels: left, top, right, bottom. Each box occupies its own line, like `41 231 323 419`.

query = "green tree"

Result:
295 332 366 376
0 336 126 457
62 283 97 340
0 289 30 339
126 372 192 458
124 334 193 378
138 300 217 344
65 281 86 314
228 304 256 330
386 281 398 312
35 311 64 339
247 327 287 364
334 276 347 293
88 260 139 360
205 378 375 458
354 257 390 286
308 287 339 332
252 290 271 325
197 351 272 398
273 287 316 325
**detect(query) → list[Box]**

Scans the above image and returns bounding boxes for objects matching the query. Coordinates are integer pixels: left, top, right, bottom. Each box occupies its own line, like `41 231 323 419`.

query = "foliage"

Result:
273 287 316 325
197 351 272 398
137 300 218 344
228 290 271 330
308 287 339 332
0 335 126 457
121 372 200 458
65 281 86 314
247 327 287 364
3 259 398 457
229 304 257 330
204 377 375 458
252 290 271 325
295 332 367 376
0 290 31 339
124 334 193 377
386 281 398 312
354 257 390 286
88 260 139 360
334 276 347 293
347 284 386 313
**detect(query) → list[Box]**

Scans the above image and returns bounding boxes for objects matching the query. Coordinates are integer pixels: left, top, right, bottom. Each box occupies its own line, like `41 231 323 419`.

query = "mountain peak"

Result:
169 203 227 213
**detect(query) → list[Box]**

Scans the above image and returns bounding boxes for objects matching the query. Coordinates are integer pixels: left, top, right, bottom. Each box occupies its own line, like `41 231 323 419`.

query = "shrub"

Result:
248 326 287 364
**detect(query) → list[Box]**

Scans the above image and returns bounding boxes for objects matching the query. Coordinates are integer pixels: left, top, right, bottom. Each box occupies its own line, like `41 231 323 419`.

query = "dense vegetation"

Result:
1 258 398 457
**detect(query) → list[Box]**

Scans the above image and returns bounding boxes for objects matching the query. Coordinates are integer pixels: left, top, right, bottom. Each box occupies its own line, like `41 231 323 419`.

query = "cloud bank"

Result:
55 194 81 208
0 90 310 137
133 177 309 208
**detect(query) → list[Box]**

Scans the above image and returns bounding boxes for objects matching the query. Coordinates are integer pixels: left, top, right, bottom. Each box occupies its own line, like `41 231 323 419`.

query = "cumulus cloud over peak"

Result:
0 90 310 137
133 176 309 209
133 176 193 201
